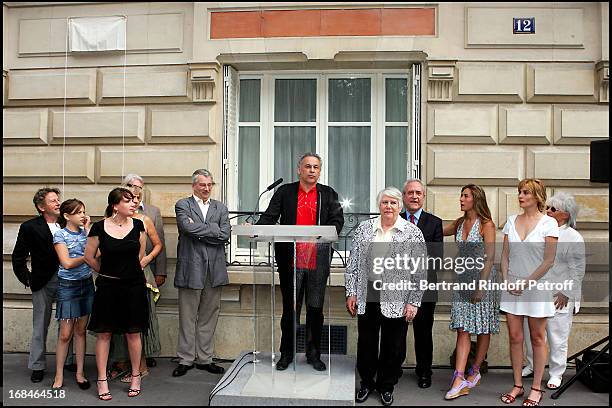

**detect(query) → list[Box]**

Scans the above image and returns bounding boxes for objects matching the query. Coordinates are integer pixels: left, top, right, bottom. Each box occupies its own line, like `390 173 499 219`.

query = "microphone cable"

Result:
208 351 255 405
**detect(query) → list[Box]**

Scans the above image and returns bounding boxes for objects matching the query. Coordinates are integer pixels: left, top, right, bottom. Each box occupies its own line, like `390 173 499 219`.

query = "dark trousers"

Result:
278 268 325 358
399 300 436 377
357 303 407 394
29 275 74 370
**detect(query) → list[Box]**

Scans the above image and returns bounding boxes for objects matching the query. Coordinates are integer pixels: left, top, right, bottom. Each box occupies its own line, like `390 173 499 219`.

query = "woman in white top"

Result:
500 179 558 407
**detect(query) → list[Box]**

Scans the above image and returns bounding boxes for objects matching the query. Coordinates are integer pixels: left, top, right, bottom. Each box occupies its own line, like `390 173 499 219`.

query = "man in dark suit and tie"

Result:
172 169 230 377
399 179 443 388
12 187 74 383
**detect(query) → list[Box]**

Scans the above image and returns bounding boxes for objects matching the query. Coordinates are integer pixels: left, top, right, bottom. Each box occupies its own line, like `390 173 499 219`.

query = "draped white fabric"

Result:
69 16 126 52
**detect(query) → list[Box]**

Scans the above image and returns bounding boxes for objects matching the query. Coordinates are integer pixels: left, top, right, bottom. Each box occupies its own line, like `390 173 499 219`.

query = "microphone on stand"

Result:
252 178 283 222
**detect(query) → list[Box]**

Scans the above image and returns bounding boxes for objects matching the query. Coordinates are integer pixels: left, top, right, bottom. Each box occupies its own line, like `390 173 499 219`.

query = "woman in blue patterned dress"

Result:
443 184 499 400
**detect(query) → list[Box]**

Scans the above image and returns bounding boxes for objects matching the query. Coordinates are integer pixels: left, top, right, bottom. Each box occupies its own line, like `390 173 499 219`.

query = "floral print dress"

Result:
449 218 500 335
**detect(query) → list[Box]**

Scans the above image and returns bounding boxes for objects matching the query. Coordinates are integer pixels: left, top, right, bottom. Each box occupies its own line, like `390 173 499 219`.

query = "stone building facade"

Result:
3 2 609 365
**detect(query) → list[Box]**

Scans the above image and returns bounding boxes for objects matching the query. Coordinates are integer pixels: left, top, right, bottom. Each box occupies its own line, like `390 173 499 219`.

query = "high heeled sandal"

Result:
501 384 525 404
121 369 149 382
127 372 142 397
96 378 112 401
522 387 545 406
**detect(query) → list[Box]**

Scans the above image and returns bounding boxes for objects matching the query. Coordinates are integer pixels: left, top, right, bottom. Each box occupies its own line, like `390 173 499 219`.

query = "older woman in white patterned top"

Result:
345 187 427 407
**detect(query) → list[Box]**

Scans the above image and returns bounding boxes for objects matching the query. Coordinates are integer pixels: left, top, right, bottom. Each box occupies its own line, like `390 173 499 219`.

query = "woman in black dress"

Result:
85 188 148 400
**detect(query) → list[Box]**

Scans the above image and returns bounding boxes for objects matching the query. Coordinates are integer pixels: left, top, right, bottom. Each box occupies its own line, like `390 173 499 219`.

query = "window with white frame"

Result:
227 69 418 254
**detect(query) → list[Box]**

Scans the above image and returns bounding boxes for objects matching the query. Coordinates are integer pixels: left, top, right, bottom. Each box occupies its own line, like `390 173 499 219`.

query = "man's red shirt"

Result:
295 183 317 270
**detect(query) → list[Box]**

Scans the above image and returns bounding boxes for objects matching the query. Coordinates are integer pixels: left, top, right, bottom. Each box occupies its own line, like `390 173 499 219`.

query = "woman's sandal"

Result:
522 387 545 406
121 369 149 383
500 384 525 404
96 378 112 401
127 372 142 398
107 362 129 381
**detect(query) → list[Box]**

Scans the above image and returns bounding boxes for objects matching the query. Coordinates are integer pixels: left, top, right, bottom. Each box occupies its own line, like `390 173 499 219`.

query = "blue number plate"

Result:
513 18 535 34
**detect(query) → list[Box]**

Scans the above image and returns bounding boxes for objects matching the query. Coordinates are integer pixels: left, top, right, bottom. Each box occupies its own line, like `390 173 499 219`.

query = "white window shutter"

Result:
69 16 126 52
222 65 239 203
411 64 422 180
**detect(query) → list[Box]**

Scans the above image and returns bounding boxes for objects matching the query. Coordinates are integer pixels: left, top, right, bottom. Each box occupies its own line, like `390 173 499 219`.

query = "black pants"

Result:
398 300 436 377
357 303 407 394
278 268 326 358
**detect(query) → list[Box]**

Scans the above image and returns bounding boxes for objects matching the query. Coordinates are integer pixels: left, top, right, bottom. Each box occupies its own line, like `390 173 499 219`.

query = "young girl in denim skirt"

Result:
52 199 94 390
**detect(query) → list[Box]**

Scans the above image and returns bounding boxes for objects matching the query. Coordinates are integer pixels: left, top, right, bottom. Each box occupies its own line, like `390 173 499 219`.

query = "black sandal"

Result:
96 378 112 401
127 372 142 398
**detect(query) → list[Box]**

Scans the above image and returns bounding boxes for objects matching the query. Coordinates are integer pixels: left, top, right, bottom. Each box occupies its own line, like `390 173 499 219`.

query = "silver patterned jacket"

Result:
345 217 427 318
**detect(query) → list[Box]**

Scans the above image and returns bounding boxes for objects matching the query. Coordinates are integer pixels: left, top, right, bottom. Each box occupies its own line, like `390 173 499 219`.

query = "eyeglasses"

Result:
546 206 560 212
126 183 143 190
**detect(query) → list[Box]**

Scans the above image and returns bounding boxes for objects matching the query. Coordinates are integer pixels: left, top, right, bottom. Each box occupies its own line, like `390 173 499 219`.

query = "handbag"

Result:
576 349 610 393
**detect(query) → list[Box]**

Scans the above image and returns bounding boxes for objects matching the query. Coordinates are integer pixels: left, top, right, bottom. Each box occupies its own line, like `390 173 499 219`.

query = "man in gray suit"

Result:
172 169 230 377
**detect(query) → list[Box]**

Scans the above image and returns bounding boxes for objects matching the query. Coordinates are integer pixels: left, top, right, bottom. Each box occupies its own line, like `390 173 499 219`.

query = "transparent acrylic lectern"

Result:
231 224 338 396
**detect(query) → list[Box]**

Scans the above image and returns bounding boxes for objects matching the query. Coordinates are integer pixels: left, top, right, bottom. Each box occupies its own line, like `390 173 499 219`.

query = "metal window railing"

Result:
226 211 379 268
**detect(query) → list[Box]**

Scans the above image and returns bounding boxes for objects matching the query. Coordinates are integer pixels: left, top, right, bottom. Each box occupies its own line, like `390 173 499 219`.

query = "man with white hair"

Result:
398 179 443 389
522 192 585 390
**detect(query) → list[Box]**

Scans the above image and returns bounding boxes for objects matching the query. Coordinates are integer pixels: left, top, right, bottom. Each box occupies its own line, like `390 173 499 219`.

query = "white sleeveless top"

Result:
500 214 559 318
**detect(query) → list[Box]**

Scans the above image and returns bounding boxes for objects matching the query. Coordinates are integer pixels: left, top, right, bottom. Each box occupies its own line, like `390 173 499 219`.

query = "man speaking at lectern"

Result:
257 153 344 371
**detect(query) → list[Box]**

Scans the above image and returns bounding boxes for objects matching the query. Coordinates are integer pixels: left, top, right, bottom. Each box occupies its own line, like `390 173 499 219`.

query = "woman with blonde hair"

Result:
499 179 558 406
442 184 499 400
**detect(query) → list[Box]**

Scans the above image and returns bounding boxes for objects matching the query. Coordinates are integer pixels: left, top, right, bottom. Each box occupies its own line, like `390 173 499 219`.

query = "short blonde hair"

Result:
518 178 547 212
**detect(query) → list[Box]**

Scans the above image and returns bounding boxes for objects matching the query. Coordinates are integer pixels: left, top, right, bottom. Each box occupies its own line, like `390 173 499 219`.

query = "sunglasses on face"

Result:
546 206 560 212
126 183 143 190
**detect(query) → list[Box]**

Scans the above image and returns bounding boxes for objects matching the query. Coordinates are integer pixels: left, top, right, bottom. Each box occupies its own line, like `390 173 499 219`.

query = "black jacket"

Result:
11 216 60 292
256 181 344 272
400 210 443 285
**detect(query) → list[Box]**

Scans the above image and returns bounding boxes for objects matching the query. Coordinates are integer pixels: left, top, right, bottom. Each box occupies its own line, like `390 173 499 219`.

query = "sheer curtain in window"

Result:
328 78 371 213
274 79 317 184
238 79 261 213
385 78 409 190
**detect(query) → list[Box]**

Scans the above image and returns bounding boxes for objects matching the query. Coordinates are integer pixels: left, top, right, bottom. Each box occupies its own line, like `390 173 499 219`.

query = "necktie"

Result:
409 214 416 224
